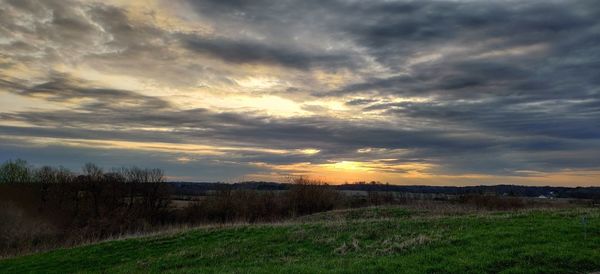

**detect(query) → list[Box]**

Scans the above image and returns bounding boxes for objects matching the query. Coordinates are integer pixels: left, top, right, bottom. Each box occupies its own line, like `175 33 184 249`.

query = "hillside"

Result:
1 207 599 273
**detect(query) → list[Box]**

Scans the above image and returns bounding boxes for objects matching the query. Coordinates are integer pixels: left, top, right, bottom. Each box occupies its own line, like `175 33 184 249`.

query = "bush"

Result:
287 177 342 216
457 194 526 210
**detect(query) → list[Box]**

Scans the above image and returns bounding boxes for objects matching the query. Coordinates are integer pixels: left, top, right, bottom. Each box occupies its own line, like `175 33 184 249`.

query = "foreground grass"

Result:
1 207 599 273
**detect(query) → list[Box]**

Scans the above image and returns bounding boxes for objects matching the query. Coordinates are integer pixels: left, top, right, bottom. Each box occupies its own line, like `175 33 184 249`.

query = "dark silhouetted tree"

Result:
0 159 32 183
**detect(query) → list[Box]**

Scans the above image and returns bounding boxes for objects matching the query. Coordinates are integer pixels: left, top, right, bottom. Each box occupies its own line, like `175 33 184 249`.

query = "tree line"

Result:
0 159 172 256
0 159 164 184
0 159 347 257
1 159 551 257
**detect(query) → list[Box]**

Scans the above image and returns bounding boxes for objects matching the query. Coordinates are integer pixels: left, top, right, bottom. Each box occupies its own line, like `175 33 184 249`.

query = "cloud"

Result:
5 72 169 108
182 35 352 70
1 0 600 183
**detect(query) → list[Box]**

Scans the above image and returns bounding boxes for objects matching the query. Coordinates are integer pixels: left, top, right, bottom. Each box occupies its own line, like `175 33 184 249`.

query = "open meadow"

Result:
1 205 599 274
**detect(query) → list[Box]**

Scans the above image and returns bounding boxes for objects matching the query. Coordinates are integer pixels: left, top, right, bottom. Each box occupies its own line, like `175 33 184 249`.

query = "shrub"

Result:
287 177 342 216
457 194 526 210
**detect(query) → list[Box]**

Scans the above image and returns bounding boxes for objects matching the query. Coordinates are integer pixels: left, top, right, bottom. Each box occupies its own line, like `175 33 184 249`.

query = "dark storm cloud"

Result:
345 98 379 106
182 35 352 70
0 125 180 144
363 96 600 141
86 4 170 50
0 77 26 91
180 0 361 70
183 0 349 30
346 0 598 69
1 0 104 49
183 0 598 73
3 73 170 110
320 0 600 100
330 55 597 101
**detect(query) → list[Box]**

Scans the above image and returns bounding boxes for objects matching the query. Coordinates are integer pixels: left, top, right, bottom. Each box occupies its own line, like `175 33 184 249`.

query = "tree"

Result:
36 166 56 183
82 163 103 182
0 159 32 183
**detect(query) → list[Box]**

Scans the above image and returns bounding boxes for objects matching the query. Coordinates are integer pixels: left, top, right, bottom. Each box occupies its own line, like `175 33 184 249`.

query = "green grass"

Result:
1 207 599 273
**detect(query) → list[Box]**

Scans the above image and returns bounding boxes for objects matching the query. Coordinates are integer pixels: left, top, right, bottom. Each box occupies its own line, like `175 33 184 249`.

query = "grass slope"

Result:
1 207 599 273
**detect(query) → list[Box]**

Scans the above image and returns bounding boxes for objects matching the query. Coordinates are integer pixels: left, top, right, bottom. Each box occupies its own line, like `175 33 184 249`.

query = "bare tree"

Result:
36 166 56 184
82 163 103 182
148 168 165 183
55 166 74 183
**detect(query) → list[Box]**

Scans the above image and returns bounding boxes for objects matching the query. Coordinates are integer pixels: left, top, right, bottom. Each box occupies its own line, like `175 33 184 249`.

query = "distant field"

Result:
1 207 599 273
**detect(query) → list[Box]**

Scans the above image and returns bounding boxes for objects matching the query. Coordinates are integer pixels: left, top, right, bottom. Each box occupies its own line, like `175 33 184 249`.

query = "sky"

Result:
1 0 599 186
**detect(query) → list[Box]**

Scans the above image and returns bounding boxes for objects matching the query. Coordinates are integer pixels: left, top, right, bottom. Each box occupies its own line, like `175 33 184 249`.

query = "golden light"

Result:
323 161 372 172
297 148 320 155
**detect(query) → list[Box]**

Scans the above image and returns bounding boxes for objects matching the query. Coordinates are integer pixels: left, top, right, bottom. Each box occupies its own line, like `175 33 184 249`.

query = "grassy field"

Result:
1 206 599 274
